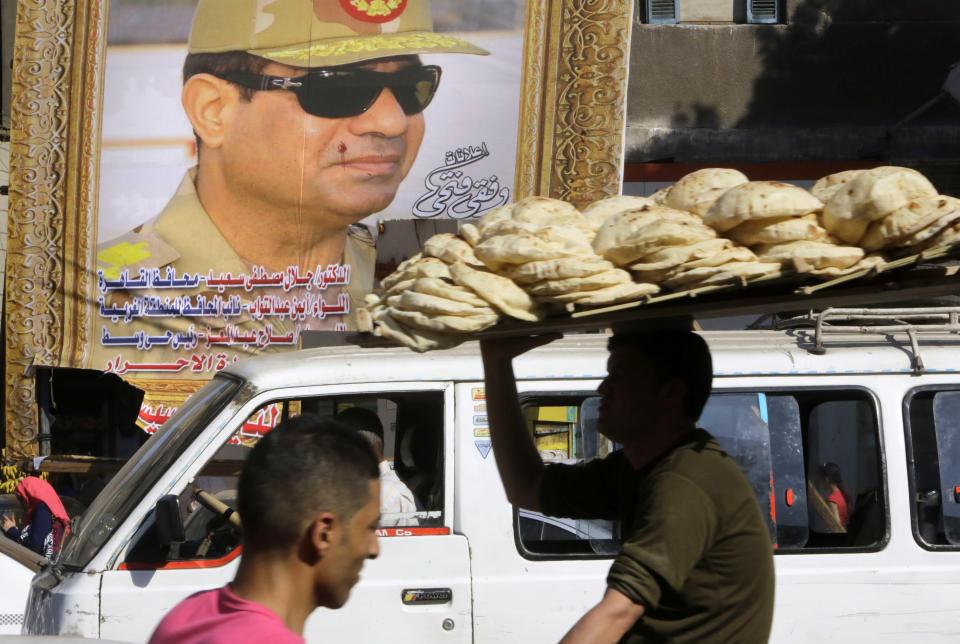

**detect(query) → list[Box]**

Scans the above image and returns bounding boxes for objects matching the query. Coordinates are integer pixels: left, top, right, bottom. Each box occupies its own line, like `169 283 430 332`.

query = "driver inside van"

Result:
149 416 380 644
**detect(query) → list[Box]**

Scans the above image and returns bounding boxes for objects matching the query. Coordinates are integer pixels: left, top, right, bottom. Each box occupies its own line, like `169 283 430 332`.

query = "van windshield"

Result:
58 375 245 571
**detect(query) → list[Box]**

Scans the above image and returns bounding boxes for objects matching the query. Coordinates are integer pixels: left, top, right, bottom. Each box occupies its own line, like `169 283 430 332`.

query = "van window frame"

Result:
113 381 454 570
513 390 621 562
903 384 960 552
512 384 890 560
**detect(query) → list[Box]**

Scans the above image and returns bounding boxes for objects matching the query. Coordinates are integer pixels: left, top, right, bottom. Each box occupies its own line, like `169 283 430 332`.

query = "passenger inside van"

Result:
336 407 420 527
817 462 852 528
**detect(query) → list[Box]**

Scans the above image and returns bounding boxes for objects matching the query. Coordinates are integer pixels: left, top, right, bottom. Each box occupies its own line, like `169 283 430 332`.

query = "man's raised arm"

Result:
479 334 562 511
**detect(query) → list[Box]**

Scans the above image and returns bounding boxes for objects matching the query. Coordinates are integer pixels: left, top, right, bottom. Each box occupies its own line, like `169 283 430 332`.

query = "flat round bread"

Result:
400 290 493 317
804 254 886 278
459 222 481 247
859 196 960 251
822 166 938 244
381 253 422 289
524 269 632 296
509 196 593 237
388 306 499 334
663 261 782 290
649 186 672 204
663 168 749 212
628 238 734 272
385 277 416 297
449 262 541 322
593 205 704 257
726 213 829 246
702 181 824 233
922 221 960 250
581 196 657 231
372 308 461 353
474 229 593 270
896 208 960 249
753 240 864 270
602 220 718 266
810 170 865 202
424 233 485 267
681 246 758 269
411 277 491 309
687 187 732 217
545 281 660 306
501 255 615 284
475 204 514 234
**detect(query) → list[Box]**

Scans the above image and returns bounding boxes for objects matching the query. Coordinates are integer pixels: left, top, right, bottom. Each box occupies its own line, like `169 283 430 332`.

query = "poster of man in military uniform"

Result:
90 0 525 429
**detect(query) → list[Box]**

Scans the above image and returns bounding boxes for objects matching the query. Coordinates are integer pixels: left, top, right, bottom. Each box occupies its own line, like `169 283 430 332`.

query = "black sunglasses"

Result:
219 64 442 119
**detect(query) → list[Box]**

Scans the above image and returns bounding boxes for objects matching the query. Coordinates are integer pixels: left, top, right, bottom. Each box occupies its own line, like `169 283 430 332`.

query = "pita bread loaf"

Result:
388 307 499 334
687 187 733 217
475 203 514 234
859 196 960 251
897 209 960 250
649 186 672 204
810 170 865 202
501 255 615 284
803 254 886 278
627 238 734 272
524 269 633 297
922 220 960 250
664 168 749 212
371 308 461 353
662 261 782 290
702 182 824 233
449 262 542 322
581 196 657 231
411 277 490 308
399 290 493 317
459 222 481 247
592 205 704 258
381 253 422 289
753 240 865 270
545 281 660 306
726 213 829 246
601 220 718 266
474 227 593 270
821 166 938 244
510 196 593 236
423 233 485 267
682 246 758 268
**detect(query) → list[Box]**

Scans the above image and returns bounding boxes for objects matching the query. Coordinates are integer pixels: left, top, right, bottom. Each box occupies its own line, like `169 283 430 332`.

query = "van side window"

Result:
906 389 960 548
516 397 621 558
124 392 444 566
513 389 885 560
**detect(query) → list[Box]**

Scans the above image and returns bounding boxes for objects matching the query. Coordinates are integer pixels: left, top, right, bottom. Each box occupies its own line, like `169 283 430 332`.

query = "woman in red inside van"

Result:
818 462 852 528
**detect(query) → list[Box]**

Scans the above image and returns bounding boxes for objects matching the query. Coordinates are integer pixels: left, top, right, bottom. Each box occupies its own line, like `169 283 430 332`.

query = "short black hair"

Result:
607 330 713 420
335 407 385 456
237 415 379 553
183 51 270 101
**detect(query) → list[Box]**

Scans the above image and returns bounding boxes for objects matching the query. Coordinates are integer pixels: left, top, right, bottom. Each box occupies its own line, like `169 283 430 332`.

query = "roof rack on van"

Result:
780 306 960 372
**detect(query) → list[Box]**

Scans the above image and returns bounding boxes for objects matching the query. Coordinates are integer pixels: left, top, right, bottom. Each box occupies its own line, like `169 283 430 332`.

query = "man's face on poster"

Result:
214 55 426 229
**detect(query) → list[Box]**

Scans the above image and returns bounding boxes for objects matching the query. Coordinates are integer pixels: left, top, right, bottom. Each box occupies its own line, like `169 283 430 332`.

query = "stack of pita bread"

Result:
360 232 545 351
699 180 881 278
590 194 781 290
467 197 660 307
816 167 960 257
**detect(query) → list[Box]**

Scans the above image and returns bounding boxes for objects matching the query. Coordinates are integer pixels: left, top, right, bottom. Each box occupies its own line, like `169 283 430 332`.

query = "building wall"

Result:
626 1 960 164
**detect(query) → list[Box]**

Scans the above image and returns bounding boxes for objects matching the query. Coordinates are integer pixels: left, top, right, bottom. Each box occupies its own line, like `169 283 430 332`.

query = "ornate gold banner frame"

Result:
4 0 632 460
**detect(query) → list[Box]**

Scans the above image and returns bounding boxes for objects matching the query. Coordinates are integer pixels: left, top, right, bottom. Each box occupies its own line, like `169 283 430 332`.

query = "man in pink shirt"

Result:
149 415 381 644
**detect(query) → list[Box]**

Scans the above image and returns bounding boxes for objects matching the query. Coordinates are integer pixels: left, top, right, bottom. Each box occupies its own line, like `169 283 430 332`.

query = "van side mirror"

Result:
155 495 185 545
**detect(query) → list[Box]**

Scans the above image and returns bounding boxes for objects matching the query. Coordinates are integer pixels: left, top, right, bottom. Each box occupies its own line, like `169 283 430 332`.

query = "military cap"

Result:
189 0 489 68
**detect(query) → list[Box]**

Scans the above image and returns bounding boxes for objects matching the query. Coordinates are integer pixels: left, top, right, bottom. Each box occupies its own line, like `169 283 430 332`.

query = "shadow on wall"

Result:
739 0 960 129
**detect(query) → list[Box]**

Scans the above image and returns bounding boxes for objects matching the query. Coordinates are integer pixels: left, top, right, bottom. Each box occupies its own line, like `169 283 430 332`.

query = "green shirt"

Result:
540 429 775 643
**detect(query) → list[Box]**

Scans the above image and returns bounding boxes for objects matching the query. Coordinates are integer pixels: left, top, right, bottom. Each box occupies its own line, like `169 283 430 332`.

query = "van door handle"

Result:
402 588 453 605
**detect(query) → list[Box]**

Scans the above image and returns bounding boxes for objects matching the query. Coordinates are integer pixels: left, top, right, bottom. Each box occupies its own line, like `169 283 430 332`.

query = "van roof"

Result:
221 329 960 390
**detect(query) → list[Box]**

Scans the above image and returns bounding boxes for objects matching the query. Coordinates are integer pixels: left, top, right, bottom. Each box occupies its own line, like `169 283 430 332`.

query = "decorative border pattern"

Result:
515 0 631 207
5 0 75 458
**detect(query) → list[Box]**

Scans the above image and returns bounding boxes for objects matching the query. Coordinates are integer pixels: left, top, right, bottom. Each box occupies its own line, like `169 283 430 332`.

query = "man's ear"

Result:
303 512 337 564
182 74 236 150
